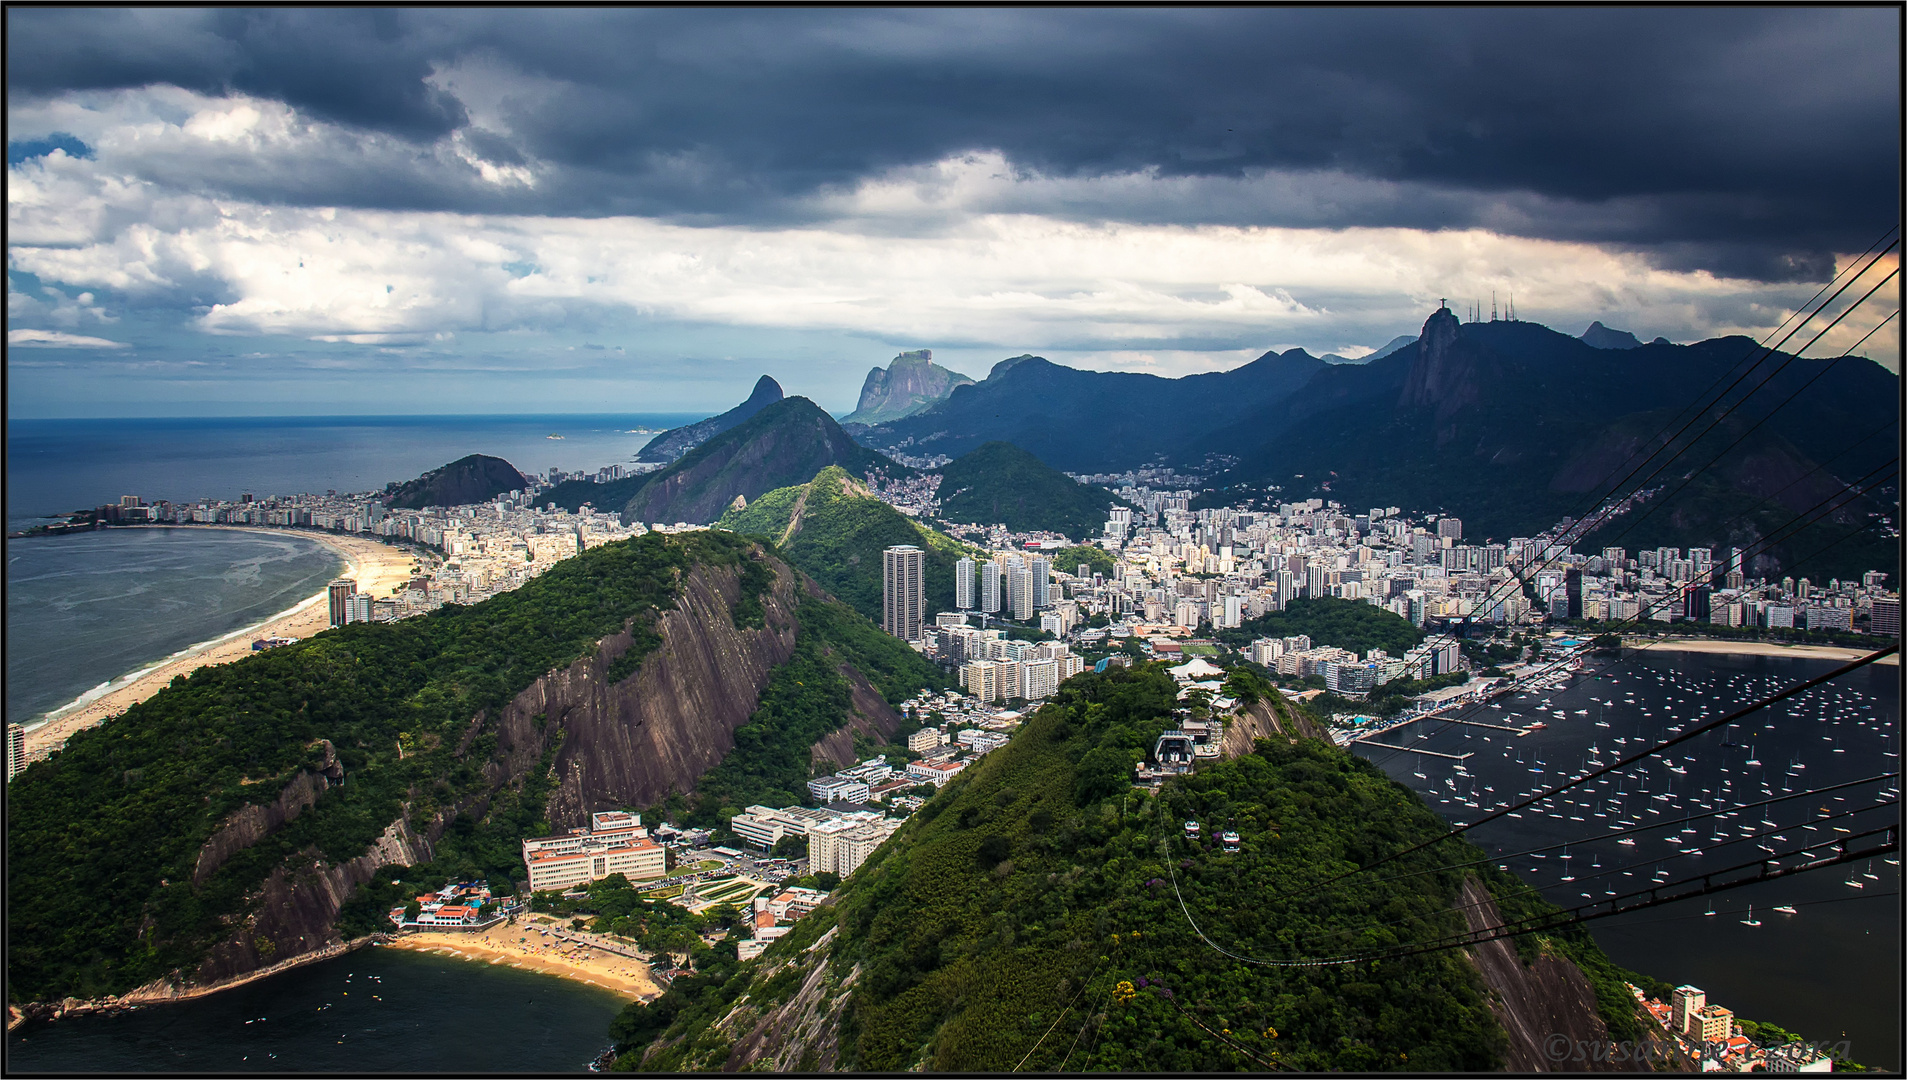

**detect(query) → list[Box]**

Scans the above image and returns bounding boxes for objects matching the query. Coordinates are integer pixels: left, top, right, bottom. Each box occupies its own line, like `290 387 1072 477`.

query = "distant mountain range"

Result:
843 310 1895 579
637 375 784 464
854 349 1327 471
841 350 975 426
382 454 530 509
1579 321 1670 350
1321 334 1417 365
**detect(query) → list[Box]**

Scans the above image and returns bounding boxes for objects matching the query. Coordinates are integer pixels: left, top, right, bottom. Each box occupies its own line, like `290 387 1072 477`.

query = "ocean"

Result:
1352 648 1901 1069
4 946 625 1073
4 413 694 533
5 528 345 726
4 414 683 727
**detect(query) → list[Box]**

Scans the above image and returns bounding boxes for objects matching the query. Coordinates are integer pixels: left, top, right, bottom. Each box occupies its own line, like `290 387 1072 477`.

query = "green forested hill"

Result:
5 530 935 1005
719 465 978 623
935 441 1127 540
1216 596 1424 656
7 531 743 1002
543 471 652 513
617 662 1651 1071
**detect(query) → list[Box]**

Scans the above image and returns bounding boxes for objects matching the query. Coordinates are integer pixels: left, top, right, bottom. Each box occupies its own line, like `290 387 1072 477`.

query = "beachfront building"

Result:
522 811 666 892
6 723 26 782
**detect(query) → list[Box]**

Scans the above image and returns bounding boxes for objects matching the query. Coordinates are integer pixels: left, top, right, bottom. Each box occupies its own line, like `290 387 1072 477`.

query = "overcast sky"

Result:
7 8 1900 417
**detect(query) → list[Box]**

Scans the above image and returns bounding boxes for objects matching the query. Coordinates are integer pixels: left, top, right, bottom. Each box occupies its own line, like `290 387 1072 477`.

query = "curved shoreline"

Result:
1624 635 1900 665
19 526 421 761
383 919 661 1001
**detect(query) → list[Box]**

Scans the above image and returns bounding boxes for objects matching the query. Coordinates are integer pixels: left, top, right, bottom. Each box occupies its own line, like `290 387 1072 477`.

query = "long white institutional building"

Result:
521 811 667 892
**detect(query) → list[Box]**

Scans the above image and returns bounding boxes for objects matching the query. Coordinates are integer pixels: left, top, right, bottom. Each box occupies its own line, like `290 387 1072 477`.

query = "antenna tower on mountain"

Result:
1491 292 1498 322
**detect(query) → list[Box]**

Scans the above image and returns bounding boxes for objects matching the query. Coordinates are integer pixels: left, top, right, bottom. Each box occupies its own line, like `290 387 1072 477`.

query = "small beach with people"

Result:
385 918 663 1000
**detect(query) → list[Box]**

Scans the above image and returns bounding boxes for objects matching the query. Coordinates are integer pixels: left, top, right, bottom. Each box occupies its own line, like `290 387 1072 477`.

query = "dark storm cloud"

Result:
7 7 1898 280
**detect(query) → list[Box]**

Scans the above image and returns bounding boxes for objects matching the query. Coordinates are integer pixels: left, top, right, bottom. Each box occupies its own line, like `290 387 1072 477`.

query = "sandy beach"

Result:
386 918 662 1001
21 527 422 761
1627 636 1900 665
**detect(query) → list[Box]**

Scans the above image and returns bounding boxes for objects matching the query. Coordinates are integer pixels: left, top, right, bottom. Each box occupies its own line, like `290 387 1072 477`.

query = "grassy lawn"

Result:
666 859 724 879
1181 644 1220 656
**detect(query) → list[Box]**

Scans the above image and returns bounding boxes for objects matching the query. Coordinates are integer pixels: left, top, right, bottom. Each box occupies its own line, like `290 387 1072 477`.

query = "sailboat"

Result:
1772 905 1798 915
1740 904 1761 927
1745 743 1761 767
1704 900 1716 917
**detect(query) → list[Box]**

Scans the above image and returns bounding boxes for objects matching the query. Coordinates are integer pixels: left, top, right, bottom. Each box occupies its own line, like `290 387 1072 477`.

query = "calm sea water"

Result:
4 413 693 532
5 528 345 727
4 414 689 725
1354 649 1901 1069
4 946 625 1073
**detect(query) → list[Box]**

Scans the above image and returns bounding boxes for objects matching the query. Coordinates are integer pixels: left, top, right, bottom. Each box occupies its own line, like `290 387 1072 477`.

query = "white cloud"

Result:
8 328 131 348
6 97 1898 373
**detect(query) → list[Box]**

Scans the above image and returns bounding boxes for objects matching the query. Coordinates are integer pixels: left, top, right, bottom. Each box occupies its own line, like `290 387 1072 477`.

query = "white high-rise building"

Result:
1008 566 1034 620
955 557 976 610
6 723 26 782
1030 557 1051 608
883 545 926 641
980 562 1002 614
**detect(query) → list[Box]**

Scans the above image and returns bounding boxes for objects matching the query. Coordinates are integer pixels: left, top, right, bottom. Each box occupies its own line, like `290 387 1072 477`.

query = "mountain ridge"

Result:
626 397 900 525
638 375 785 464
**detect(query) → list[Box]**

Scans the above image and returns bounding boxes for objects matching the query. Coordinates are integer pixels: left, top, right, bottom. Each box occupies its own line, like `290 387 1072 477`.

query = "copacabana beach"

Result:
17 527 419 761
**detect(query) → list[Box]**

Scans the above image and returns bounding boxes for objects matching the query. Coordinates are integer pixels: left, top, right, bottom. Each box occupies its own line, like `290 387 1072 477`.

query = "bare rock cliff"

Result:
177 547 808 990
809 661 904 769
539 557 801 825
1459 877 1631 1072
1221 695 1329 758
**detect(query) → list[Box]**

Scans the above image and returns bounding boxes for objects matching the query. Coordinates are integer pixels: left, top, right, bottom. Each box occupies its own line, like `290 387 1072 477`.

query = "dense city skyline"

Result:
7 7 1900 417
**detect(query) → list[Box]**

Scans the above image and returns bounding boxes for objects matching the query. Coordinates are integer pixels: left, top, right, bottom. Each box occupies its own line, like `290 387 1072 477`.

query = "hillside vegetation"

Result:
382 454 531 510
617 662 1652 1070
719 466 977 624
6 529 932 1006
936 441 1127 540
542 471 652 514
1216 596 1424 656
7 531 758 1002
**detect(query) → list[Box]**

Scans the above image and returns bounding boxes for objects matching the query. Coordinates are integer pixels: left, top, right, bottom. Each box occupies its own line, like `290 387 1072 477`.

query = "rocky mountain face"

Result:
1580 321 1645 350
638 375 785 464
382 454 531 509
841 350 975 426
625 397 897 525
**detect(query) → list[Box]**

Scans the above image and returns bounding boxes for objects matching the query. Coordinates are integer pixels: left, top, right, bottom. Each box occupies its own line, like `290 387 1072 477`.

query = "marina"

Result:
1352 648 1901 1069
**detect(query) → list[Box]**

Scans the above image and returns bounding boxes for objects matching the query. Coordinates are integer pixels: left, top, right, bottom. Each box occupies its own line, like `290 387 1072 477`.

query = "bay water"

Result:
1354 648 1900 1069
4 946 624 1073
